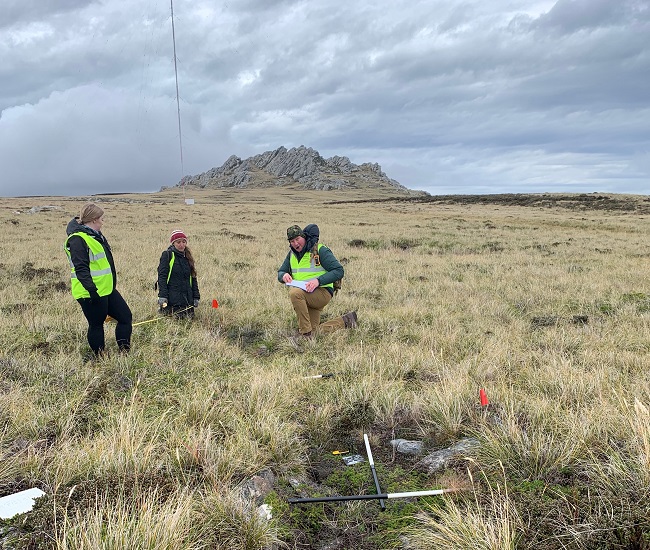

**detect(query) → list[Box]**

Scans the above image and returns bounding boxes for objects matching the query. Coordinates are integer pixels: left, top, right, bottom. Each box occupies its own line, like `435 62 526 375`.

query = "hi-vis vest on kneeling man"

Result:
65 232 114 299
289 243 333 290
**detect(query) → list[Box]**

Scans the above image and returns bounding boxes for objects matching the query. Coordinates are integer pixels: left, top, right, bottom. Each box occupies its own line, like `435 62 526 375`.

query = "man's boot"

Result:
342 311 358 329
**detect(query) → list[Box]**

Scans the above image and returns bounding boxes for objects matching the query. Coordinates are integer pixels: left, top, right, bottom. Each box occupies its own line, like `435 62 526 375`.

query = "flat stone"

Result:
418 438 480 473
390 438 424 456
238 468 275 505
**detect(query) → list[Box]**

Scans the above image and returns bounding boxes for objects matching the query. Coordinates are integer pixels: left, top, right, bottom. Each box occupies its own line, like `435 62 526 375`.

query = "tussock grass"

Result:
196 490 286 549
1 190 649 548
408 463 521 550
55 487 197 549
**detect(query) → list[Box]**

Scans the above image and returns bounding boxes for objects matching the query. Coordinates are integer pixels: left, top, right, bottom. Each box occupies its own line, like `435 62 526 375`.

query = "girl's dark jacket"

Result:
65 217 117 296
277 223 344 296
157 246 200 307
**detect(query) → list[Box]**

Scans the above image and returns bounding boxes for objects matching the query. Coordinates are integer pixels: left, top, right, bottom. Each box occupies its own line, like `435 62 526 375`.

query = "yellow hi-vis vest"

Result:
289 243 333 289
65 232 114 299
166 252 192 285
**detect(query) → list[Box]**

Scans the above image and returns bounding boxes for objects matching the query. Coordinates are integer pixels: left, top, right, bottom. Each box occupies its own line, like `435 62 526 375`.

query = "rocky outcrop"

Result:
173 145 408 192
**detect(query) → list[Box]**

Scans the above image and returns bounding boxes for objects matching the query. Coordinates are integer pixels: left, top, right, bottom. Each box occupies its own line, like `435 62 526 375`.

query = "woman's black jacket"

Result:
157 246 200 307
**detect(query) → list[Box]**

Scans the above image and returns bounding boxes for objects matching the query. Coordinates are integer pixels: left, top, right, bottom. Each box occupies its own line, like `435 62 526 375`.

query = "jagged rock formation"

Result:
175 145 409 192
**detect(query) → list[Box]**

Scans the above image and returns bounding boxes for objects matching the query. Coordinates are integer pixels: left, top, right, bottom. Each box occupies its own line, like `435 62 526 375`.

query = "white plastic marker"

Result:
364 433 386 510
0 488 46 519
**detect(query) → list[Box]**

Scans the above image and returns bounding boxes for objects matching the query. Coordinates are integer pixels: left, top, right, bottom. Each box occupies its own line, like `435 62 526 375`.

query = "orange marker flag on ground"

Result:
480 388 489 407
212 299 219 308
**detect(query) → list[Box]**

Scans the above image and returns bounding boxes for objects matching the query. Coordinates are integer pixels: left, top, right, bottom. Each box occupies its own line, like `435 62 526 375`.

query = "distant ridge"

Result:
328 192 650 213
172 145 412 192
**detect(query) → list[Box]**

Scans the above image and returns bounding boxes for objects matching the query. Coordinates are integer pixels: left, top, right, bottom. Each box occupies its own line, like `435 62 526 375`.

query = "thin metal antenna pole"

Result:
170 0 185 197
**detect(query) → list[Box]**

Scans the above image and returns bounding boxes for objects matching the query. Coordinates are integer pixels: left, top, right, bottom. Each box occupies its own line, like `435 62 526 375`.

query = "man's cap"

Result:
287 225 306 241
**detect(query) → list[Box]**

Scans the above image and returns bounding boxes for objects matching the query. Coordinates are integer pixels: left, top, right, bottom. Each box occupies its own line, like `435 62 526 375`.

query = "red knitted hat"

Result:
170 229 187 243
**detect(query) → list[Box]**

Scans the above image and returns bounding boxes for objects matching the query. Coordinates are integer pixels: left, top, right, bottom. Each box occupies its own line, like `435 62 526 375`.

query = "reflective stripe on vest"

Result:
289 243 333 289
64 232 114 299
166 252 192 285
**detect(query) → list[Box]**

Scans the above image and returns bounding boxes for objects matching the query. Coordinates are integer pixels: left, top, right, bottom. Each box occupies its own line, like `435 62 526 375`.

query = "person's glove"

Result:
89 290 101 304
158 297 168 308
193 299 200 307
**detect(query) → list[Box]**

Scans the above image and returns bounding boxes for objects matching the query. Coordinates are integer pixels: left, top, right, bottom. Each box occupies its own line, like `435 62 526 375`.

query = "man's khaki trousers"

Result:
289 287 345 334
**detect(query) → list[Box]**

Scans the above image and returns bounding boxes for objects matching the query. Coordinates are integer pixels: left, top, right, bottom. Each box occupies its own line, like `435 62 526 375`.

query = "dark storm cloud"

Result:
0 0 648 196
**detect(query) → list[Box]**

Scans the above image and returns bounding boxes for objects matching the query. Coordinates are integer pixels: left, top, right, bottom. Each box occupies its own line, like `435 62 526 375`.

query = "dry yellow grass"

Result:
0 189 649 549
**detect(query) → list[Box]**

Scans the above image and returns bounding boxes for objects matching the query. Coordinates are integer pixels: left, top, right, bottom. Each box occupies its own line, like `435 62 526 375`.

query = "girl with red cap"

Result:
157 229 200 318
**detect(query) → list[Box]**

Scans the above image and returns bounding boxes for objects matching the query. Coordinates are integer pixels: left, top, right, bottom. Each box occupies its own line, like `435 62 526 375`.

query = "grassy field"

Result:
0 188 649 549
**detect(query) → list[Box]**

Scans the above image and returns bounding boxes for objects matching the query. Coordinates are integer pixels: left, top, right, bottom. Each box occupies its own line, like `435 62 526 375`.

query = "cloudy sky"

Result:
1 0 648 196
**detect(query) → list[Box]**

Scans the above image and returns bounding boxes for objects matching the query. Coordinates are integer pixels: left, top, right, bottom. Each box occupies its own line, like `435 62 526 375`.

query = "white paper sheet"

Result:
286 280 308 290
0 488 46 519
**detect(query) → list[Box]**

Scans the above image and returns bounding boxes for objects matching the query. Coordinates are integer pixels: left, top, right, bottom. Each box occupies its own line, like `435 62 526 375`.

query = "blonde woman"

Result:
64 203 132 356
